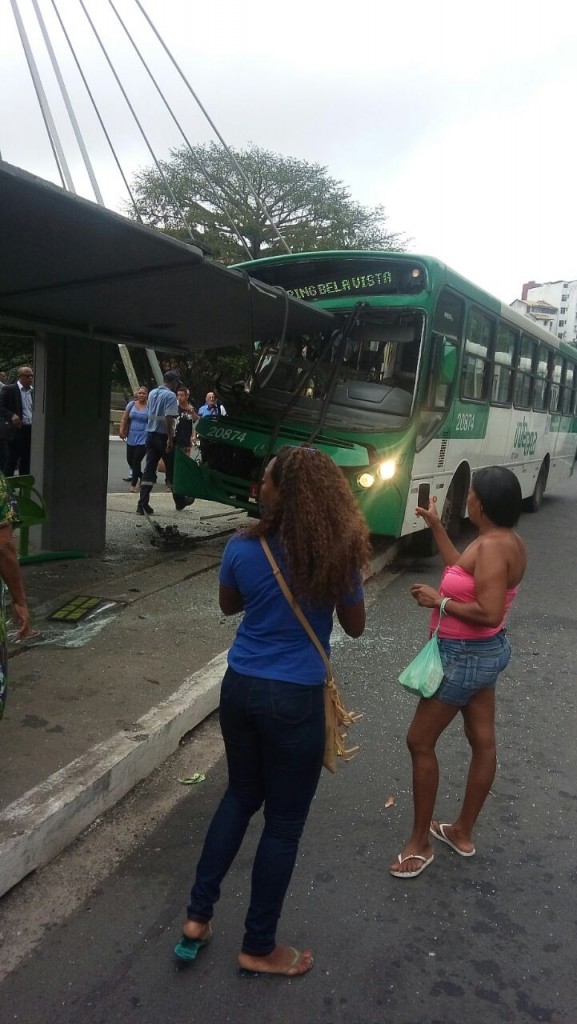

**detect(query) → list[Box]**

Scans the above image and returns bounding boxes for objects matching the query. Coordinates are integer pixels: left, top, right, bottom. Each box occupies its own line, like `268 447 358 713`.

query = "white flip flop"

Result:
390 852 434 878
430 822 476 857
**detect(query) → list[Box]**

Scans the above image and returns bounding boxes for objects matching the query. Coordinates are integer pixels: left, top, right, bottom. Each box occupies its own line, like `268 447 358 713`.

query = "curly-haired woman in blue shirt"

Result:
175 445 371 977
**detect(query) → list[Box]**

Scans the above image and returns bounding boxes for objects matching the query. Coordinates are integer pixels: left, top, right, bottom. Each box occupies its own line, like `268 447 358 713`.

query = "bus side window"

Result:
533 343 551 412
562 361 574 415
462 308 495 402
491 323 517 406
514 335 537 409
427 287 464 408
550 353 564 413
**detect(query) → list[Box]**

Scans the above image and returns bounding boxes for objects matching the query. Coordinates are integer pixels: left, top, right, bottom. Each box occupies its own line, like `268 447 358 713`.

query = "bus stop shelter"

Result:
0 160 333 553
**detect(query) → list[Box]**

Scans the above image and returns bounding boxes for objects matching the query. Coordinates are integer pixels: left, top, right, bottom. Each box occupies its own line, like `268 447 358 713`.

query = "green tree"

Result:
130 142 408 263
0 335 34 379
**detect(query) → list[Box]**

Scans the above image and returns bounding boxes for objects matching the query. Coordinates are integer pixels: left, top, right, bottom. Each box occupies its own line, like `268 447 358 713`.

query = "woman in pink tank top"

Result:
390 466 527 879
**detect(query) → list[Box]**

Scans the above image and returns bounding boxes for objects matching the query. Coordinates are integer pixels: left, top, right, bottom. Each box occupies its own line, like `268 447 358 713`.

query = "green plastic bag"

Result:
399 599 449 698
399 596 452 697
398 633 443 697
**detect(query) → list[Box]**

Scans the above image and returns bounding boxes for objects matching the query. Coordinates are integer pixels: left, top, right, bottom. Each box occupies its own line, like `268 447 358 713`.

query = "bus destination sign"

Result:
247 258 427 301
287 270 393 300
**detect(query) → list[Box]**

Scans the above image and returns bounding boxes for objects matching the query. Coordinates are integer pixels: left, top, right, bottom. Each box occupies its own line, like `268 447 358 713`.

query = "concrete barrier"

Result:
0 652 227 898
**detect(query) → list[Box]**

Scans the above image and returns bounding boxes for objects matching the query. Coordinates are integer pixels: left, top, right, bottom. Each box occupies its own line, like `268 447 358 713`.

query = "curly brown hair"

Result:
245 446 372 605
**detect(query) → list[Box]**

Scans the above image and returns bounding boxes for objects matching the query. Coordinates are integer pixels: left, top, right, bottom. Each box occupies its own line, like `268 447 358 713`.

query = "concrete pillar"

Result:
31 334 113 553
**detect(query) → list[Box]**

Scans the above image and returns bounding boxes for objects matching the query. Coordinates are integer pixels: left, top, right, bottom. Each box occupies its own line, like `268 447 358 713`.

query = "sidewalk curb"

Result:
0 652 227 899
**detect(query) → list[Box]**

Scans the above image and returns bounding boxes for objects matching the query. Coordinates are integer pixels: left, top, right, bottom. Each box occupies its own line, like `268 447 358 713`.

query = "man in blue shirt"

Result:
137 371 194 516
197 391 226 417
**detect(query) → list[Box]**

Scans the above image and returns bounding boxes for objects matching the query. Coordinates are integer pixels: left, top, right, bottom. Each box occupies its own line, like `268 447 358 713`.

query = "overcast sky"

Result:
2 0 577 303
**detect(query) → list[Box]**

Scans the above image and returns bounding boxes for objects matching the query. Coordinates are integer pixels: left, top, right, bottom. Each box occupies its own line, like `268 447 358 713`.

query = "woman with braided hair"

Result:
175 445 370 976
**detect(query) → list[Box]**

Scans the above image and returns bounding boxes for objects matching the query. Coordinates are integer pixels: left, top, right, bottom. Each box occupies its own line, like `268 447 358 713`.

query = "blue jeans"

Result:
186 667 325 956
436 631 512 706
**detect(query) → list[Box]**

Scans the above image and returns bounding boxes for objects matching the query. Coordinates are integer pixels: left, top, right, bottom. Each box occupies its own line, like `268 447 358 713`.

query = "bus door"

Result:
416 288 463 452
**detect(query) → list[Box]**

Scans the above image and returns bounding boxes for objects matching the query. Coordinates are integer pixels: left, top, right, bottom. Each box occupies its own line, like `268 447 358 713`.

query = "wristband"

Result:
439 597 450 616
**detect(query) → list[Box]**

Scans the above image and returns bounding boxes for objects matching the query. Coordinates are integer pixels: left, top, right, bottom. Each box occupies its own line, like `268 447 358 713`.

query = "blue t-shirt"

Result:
126 402 148 446
220 533 364 684
147 386 178 434
198 402 225 417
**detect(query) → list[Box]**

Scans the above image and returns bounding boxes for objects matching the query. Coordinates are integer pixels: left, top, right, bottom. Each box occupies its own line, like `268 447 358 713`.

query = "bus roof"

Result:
236 250 577 356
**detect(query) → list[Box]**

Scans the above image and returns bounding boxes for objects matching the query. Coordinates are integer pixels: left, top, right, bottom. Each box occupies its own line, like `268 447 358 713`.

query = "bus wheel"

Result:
407 477 464 557
441 478 465 540
523 463 548 513
407 526 437 558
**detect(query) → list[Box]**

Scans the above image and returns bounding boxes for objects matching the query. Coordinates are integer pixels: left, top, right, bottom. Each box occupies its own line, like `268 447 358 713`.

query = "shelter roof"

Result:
0 161 332 351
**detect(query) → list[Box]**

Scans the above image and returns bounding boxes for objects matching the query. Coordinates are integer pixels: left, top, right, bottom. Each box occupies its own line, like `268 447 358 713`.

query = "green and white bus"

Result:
175 251 577 544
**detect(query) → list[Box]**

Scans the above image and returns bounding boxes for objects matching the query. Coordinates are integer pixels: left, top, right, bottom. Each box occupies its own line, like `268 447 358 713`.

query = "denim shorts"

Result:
435 631 512 707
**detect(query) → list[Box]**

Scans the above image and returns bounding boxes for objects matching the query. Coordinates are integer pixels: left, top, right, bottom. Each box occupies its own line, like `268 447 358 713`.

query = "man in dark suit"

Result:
0 366 34 476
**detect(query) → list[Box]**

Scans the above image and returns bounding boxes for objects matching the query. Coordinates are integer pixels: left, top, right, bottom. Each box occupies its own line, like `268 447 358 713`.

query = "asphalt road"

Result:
108 437 139 493
1 475 576 1023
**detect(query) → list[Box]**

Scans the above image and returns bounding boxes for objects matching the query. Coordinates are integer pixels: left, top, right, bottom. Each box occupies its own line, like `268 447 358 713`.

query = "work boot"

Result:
174 496 195 511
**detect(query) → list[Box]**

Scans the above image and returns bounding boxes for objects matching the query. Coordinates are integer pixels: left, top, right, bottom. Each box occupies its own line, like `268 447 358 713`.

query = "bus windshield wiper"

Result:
306 302 367 445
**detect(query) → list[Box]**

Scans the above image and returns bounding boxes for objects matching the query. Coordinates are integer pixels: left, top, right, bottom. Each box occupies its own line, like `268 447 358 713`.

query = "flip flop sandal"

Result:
430 822 476 857
174 924 212 962
389 852 434 878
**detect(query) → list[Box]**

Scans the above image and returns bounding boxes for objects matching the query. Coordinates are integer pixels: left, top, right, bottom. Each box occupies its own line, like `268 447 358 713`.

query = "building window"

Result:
559 320 566 326
560 307 567 313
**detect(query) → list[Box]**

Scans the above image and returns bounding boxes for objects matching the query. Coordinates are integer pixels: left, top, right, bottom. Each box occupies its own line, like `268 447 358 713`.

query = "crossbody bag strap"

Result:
259 536 332 678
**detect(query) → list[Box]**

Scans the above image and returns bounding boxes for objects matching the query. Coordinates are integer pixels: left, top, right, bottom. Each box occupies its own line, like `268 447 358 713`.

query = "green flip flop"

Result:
174 924 212 962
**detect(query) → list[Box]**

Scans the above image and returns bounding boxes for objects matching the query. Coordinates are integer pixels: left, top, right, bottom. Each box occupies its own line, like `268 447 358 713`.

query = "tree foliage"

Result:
0 335 34 379
130 142 408 263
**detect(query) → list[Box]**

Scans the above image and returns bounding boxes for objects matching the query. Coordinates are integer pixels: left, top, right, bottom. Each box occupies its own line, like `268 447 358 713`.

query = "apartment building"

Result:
510 295 557 332
512 280 577 345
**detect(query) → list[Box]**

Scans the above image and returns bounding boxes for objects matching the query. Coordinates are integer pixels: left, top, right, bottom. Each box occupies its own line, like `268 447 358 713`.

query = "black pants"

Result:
138 432 185 510
138 431 167 509
0 439 9 475
5 424 31 476
126 443 146 486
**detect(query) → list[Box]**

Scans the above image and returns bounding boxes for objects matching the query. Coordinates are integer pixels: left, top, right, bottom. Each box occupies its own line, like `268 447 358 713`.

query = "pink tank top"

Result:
430 565 519 640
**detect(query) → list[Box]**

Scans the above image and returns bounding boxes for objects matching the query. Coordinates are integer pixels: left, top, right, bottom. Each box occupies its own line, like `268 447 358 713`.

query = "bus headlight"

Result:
378 459 397 481
358 472 375 489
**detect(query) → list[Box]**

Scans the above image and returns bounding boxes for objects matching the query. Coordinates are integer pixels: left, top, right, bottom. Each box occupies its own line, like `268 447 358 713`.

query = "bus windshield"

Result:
248 309 424 429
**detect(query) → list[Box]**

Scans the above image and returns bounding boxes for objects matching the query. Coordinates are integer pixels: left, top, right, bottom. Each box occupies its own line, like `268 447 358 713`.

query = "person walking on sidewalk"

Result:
390 466 527 879
0 471 32 718
174 445 371 977
137 372 194 516
119 387 148 492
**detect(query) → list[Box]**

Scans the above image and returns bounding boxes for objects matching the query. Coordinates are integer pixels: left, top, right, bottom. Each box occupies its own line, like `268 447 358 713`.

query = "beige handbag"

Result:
260 537 361 773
